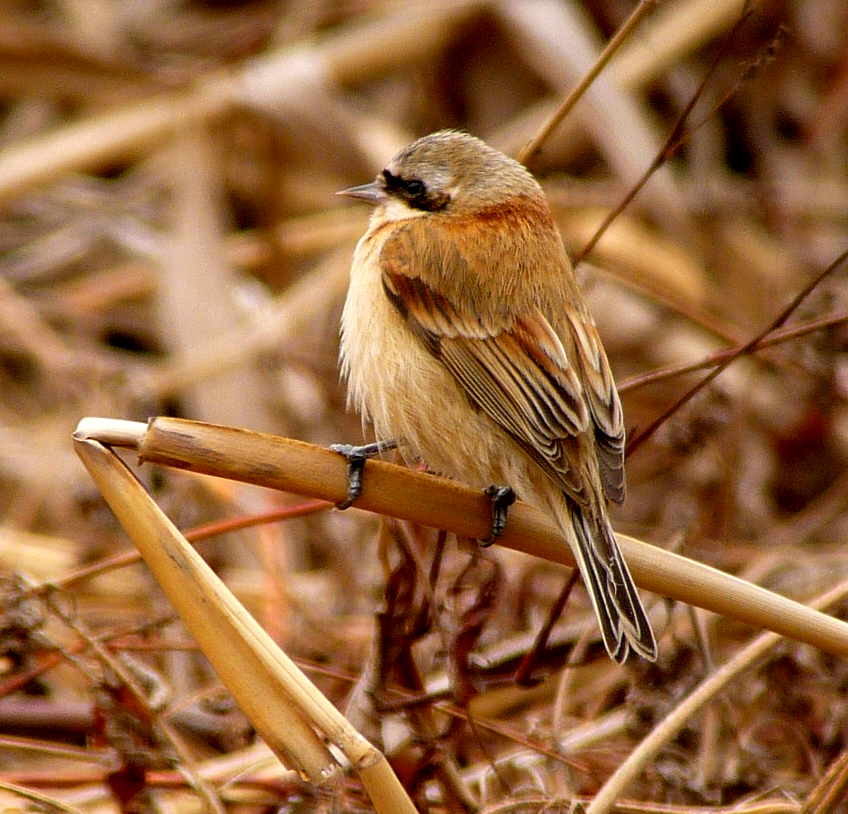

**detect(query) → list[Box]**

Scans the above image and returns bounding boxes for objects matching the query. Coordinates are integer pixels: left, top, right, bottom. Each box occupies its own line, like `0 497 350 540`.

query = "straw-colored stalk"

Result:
74 430 419 814
75 416 848 662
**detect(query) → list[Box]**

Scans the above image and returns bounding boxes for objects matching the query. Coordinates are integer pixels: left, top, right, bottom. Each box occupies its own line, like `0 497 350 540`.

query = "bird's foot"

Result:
480 485 516 546
330 440 397 509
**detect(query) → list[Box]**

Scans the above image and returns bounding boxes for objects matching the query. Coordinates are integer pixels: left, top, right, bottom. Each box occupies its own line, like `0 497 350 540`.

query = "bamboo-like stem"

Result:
73 433 419 814
73 434 337 783
75 417 848 661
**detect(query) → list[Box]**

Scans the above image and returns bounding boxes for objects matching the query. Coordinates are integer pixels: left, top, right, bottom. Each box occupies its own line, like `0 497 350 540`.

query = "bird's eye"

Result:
404 179 425 196
382 170 446 211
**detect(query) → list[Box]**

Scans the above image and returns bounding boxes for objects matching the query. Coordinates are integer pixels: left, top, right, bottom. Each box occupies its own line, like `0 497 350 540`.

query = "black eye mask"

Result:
381 169 450 212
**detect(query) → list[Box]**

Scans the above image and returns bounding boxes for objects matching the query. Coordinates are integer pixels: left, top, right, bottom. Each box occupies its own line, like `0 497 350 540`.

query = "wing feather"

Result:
381 222 607 504
567 312 626 503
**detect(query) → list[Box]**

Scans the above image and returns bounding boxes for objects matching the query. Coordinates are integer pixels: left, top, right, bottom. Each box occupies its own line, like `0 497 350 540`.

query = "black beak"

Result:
336 181 388 205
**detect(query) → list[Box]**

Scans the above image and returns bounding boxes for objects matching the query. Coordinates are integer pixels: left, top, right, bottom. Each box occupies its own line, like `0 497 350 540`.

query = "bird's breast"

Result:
340 223 431 435
339 223 519 487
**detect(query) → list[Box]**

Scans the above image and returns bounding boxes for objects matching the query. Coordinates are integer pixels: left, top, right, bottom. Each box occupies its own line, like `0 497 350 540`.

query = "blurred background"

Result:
2 0 848 811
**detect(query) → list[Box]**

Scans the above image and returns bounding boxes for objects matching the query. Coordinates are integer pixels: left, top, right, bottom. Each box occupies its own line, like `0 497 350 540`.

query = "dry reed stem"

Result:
74 433 419 814
75 416 848 661
0 2 482 203
74 435 338 782
588 573 848 814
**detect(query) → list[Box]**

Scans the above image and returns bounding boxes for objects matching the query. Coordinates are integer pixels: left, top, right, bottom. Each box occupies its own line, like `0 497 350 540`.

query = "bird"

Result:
336 130 656 663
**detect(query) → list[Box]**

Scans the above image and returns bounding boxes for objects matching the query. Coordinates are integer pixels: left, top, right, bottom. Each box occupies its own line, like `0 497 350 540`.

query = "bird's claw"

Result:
481 485 516 546
330 440 397 509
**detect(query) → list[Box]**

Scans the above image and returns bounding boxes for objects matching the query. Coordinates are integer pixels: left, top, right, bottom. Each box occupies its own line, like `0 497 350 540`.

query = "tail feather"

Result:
554 499 656 663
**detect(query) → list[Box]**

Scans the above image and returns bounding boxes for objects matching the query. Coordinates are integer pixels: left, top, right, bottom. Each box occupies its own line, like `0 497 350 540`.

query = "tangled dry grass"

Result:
2 1 848 812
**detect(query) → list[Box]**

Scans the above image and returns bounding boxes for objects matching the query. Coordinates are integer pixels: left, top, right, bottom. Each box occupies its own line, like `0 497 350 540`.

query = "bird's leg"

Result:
330 439 398 509
481 485 516 546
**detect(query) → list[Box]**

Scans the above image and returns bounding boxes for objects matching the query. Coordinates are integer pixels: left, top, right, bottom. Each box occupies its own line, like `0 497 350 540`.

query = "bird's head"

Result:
338 130 543 220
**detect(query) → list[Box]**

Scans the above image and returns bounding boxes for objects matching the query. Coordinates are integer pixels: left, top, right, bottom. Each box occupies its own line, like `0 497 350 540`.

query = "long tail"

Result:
550 496 656 663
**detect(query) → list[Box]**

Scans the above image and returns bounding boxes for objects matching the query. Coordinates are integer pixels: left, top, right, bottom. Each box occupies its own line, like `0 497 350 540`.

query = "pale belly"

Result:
339 228 534 495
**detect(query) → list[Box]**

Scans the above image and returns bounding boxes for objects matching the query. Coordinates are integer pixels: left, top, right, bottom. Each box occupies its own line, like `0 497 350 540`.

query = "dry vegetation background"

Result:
2 0 848 812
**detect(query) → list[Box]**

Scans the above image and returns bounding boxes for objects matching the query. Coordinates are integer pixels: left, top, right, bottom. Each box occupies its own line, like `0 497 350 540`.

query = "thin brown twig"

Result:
184 500 331 542
518 0 658 165
572 5 755 267
626 246 848 457
52 500 330 590
514 568 580 687
619 308 848 393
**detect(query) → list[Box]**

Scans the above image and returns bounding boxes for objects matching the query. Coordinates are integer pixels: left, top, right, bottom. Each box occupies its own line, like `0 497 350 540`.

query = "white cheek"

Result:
374 197 428 223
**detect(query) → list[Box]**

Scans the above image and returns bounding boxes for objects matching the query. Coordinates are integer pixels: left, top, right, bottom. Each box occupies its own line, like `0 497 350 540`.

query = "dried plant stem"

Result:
518 0 657 165
0 781 87 814
73 433 418 814
587 573 848 814
74 435 336 783
626 246 848 456
801 745 848 814
620 308 848 393
74 417 848 661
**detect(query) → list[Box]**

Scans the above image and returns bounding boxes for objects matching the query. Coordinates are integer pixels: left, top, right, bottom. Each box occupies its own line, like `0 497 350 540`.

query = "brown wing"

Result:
380 216 625 506
566 312 626 503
